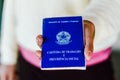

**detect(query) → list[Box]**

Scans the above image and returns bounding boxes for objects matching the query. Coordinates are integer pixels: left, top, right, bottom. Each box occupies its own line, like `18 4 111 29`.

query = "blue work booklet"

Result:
41 16 86 70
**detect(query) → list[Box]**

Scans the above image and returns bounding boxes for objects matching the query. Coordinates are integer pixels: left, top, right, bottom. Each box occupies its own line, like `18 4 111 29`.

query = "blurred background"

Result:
112 36 120 80
0 0 120 80
0 0 3 64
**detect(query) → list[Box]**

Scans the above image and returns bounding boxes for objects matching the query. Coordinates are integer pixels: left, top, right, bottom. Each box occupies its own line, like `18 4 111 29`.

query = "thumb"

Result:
84 20 95 60
84 39 93 60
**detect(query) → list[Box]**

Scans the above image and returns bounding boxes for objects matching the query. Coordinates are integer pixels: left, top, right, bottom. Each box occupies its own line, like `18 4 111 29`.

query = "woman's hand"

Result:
0 65 17 80
36 20 95 60
84 20 95 60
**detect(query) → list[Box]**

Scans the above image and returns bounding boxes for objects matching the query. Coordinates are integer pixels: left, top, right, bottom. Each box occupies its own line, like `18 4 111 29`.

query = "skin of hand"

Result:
0 65 17 80
0 20 94 80
36 20 95 60
0 20 95 80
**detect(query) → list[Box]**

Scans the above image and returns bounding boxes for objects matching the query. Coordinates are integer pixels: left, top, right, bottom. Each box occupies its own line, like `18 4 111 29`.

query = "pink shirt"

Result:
19 46 111 68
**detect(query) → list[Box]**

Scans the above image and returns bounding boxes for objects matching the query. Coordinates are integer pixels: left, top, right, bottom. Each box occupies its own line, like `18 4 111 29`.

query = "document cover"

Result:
41 16 85 70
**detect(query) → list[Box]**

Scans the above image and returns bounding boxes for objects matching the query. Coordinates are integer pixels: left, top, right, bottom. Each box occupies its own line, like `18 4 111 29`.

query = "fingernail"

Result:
36 51 41 59
86 56 90 60
86 51 92 60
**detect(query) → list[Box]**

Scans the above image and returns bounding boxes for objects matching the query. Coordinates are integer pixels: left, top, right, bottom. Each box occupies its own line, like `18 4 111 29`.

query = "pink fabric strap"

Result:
19 46 111 68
